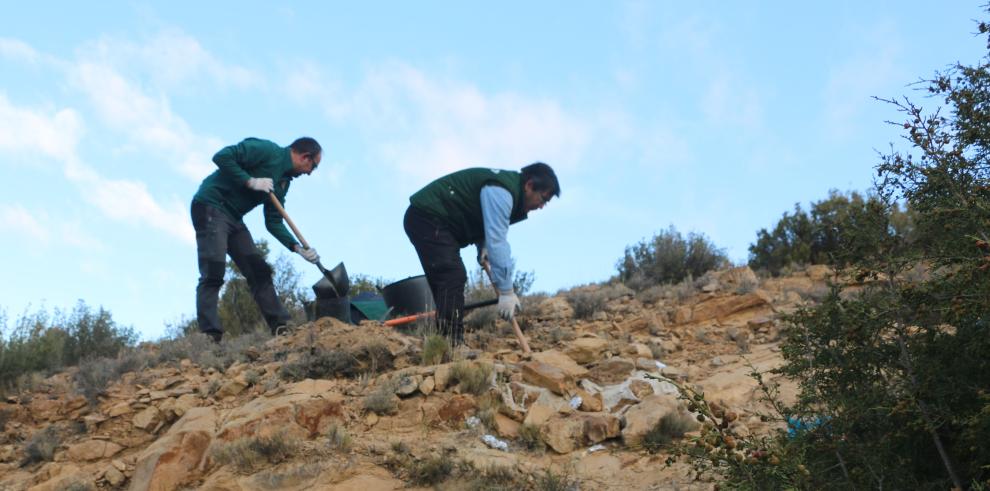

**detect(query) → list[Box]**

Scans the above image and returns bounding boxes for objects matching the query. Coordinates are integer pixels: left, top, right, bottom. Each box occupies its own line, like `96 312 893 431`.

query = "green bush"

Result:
0 302 136 393
618 226 728 290
711 14 990 489
748 190 914 276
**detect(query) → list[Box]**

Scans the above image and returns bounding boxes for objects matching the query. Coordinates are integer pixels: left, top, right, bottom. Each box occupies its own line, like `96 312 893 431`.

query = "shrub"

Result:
517 423 545 452
565 288 607 319
22 425 59 465
325 423 352 453
74 357 117 405
639 412 697 453
450 361 493 395
210 430 300 474
279 348 357 382
618 226 728 290
748 191 914 276
421 334 448 365
0 302 136 394
406 455 455 486
534 467 579 491
363 381 399 415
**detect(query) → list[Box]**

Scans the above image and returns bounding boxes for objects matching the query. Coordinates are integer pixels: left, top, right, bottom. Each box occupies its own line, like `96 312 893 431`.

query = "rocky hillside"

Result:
0 266 834 490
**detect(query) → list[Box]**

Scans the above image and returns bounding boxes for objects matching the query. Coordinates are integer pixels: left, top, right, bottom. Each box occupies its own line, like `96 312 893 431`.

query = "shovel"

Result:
383 297 499 327
482 261 532 354
267 192 348 297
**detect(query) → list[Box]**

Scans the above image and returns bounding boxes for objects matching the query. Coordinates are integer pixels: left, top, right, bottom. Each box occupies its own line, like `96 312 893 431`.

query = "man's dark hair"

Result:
520 162 560 197
290 137 322 157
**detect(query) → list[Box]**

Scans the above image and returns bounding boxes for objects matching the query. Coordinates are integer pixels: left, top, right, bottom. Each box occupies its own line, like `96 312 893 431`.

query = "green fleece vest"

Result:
409 167 528 247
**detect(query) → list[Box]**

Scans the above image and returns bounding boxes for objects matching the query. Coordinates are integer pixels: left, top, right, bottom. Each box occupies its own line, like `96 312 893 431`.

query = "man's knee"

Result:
198 260 226 287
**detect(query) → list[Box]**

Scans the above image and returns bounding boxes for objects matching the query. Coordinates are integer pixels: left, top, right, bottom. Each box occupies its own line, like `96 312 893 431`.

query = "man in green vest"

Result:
404 162 560 349
191 137 323 343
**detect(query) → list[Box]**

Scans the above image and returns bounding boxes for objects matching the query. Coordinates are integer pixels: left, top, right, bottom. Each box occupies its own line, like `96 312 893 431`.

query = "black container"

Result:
307 296 352 324
381 275 435 316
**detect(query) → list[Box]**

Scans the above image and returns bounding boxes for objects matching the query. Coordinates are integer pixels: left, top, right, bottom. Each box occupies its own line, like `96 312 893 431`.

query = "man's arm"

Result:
480 185 514 292
263 187 302 251
212 138 269 184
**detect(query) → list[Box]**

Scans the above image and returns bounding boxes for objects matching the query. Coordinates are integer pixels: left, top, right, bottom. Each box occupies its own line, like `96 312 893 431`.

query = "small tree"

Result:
618 225 728 289
740 15 990 489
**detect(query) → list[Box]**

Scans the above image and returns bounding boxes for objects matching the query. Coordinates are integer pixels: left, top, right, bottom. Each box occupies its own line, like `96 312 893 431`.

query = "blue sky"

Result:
1 2 985 340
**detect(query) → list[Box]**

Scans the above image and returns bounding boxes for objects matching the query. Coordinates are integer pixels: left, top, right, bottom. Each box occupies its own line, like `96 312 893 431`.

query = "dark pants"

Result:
191 200 290 336
403 205 466 345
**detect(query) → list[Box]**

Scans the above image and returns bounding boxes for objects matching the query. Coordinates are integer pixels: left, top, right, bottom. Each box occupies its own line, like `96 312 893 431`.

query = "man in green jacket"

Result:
404 163 560 348
191 137 322 342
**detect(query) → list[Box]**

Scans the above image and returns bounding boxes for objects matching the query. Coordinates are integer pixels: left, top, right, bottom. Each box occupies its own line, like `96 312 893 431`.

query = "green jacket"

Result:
192 138 299 250
409 167 528 247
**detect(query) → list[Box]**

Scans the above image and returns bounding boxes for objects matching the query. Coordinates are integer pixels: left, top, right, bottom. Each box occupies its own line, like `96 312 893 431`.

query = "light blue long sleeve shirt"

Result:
479 185 514 291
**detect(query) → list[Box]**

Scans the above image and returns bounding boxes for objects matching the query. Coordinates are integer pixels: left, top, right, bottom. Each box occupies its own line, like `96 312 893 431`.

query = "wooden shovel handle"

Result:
482 261 532 354
268 192 310 249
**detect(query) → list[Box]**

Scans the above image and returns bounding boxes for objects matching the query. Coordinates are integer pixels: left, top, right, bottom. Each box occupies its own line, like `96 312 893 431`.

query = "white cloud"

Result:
0 88 193 244
0 93 84 163
68 57 220 181
327 62 592 182
63 159 194 244
0 37 42 64
0 204 49 242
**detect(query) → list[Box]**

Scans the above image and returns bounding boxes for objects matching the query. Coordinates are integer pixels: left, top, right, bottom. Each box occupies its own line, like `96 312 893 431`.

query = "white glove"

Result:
246 177 274 193
477 245 489 266
294 245 319 264
497 290 522 320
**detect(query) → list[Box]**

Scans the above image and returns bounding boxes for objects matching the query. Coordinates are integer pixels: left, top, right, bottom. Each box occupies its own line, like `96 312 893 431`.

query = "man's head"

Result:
520 162 560 212
289 137 322 176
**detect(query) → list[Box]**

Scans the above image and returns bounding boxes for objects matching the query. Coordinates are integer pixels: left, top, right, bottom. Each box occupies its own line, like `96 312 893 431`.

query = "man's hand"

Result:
497 290 522 320
294 244 320 264
476 245 489 266
246 177 274 193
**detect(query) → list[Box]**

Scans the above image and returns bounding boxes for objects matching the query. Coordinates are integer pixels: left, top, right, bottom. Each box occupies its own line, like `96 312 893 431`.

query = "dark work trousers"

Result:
403 205 467 345
191 200 290 336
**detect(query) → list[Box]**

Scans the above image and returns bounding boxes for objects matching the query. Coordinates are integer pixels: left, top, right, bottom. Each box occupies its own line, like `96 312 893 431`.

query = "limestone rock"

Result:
130 407 217 491
132 406 161 431
66 439 123 462
620 394 692 445
438 394 476 424
564 337 609 364
531 350 588 378
586 358 635 385
691 293 769 323
521 361 571 396
395 374 422 397
419 376 435 396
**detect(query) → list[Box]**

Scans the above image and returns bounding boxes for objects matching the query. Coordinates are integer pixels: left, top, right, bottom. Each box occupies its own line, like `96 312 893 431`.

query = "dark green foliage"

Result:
618 225 728 290
348 274 389 296
748 190 914 276
731 16 990 489
0 302 136 393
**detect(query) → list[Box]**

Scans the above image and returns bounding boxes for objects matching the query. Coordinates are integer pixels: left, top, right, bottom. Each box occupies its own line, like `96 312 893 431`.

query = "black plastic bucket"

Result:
308 296 352 324
381 275 435 316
